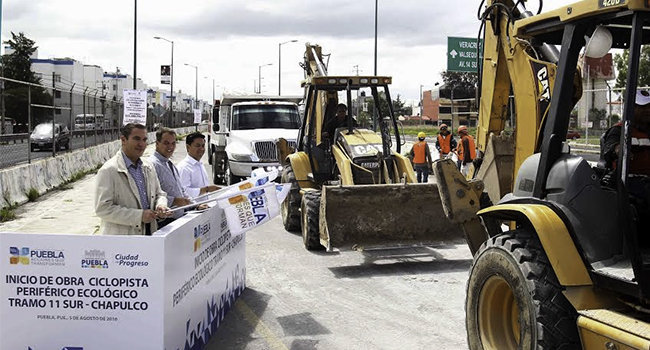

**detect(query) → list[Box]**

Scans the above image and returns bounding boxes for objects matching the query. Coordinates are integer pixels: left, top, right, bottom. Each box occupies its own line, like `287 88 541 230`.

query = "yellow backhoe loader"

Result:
280 43 464 251
434 0 650 348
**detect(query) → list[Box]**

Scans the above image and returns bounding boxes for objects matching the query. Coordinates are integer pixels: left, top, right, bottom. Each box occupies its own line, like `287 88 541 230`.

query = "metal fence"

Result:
571 86 634 142
0 76 207 169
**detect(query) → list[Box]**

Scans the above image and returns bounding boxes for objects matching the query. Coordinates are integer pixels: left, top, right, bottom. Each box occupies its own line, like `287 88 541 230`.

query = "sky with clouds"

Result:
2 0 566 104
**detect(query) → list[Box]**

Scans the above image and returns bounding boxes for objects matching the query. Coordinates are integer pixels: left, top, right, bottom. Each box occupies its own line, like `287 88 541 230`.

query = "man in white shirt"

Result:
177 132 220 198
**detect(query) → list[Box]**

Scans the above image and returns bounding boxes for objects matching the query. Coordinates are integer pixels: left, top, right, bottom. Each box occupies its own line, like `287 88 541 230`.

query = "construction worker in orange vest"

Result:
409 131 433 183
435 123 457 159
457 125 476 176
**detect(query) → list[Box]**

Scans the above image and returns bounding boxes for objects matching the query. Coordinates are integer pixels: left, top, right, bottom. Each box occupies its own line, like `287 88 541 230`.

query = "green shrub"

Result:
0 207 16 222
26 188 39 202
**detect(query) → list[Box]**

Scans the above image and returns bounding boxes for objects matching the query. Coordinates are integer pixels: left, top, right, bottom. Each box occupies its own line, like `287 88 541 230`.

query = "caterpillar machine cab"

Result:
433 0 650 348
279 43 463 250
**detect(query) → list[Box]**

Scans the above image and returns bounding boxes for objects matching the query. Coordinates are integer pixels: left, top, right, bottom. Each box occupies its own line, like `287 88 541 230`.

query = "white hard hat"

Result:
585 26 612 58
636 90 650 106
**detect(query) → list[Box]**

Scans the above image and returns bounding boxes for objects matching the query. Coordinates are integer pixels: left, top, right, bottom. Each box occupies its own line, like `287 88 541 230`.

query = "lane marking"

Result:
235 299 288 350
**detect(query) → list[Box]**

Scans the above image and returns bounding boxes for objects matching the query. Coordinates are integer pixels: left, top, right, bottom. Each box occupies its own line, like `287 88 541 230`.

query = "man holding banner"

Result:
149 127 192 227
95 123 171 235
178 132 220 198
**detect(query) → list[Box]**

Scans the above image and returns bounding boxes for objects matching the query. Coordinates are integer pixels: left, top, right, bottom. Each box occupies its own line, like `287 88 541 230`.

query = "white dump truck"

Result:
208 94 302 185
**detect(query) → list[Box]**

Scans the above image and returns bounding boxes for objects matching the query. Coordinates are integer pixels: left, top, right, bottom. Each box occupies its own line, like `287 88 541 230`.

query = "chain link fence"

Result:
0 76 206 169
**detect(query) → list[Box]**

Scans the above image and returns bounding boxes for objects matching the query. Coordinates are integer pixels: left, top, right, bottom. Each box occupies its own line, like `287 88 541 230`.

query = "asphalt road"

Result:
207 219 472 349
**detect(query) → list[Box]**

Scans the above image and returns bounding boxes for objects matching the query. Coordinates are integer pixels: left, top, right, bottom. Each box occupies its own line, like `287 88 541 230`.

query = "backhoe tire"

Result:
281 166 301 232
466 230 579 350
301 190 324 251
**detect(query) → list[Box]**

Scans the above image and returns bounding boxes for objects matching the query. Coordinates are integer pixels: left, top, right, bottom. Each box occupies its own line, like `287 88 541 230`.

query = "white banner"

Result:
193 109 202 124
123 89 148 125
0 205 246 349
161 207 245 350
217 182 290 236
1 234 165 349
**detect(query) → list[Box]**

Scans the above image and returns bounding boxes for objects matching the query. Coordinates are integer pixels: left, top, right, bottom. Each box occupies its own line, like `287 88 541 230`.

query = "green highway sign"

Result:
447 37 483 73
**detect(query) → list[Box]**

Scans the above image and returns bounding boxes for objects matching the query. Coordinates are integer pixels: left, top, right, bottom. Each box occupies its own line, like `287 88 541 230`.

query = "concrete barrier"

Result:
0 126 205 208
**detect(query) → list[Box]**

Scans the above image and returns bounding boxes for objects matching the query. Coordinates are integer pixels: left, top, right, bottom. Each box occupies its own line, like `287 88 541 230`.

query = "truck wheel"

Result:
466 230 579 350
301 190 324 250
225 160 240 185
212 152 223 185
281 166 301 232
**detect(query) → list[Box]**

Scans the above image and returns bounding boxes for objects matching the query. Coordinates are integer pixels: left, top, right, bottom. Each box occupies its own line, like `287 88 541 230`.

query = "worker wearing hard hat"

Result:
457 125 476 176
435 123 457 159
409 131 433 183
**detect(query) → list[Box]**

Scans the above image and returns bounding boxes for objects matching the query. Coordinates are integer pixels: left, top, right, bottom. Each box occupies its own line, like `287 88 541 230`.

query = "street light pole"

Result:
374 0 378 75
154 36 174 126
258 63 272 94
419 84 424 125
204 76 217 123
278 40 298 96
133 0 137 89
184 63 198 109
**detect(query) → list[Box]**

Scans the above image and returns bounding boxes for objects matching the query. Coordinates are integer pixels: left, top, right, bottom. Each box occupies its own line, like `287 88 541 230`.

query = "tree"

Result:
588 107 606 124
2 32 52 129
613 47 650 90
393 94 412 116
439 71 478 99
356 91 409 129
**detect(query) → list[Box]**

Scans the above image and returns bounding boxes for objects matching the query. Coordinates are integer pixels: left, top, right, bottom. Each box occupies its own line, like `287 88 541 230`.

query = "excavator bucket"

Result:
319 183 465 250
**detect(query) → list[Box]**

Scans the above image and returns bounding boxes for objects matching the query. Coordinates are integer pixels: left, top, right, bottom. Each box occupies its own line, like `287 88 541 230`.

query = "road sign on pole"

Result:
447 37 483 73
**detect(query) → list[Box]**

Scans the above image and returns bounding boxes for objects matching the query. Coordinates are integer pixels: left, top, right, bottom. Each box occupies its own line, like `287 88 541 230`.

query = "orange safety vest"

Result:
458 135 476 161
413 141 428 164
437 134 452 154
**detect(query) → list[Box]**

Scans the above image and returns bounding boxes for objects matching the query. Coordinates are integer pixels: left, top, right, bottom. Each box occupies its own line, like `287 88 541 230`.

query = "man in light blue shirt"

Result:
149 127 191 224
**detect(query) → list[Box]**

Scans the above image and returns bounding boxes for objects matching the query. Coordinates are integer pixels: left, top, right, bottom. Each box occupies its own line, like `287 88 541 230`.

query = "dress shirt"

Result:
177 155 209 198
149 151 188 218
122 152 149 210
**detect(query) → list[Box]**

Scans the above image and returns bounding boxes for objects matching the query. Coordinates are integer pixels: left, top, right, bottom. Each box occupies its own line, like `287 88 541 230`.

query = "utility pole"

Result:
52 72 56 157
133 0 137 89
278 40 297 96
419 84 424 125
354 65 360 123
374 0 378 75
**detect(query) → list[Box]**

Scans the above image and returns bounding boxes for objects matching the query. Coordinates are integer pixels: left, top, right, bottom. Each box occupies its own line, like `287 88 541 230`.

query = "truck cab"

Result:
208 94 302 185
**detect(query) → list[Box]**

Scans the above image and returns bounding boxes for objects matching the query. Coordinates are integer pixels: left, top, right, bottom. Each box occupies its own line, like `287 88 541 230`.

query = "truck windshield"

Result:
231 105 300 130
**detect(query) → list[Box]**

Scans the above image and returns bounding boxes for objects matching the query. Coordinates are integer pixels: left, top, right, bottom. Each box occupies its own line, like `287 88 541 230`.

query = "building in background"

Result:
578 54 617 131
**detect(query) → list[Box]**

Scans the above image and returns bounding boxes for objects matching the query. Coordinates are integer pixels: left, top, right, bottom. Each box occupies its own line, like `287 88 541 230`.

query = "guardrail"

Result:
0 133 29 144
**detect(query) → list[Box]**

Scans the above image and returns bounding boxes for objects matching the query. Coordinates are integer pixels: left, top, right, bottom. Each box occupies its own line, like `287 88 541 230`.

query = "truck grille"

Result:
253 140 296 161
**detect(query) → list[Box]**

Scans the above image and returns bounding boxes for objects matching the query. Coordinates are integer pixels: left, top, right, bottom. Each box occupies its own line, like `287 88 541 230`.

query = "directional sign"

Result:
447 37 483 73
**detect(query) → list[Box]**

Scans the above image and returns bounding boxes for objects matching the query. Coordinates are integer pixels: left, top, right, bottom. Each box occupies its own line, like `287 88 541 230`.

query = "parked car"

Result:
566 130 581 140
30 123 71 151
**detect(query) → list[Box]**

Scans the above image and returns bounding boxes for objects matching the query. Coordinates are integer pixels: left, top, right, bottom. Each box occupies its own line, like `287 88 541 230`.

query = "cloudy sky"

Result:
2 0 565 104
